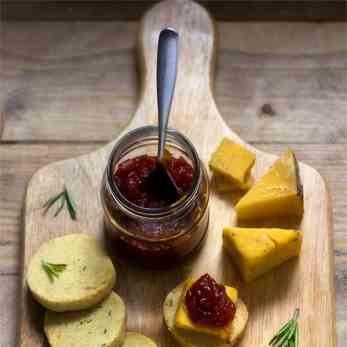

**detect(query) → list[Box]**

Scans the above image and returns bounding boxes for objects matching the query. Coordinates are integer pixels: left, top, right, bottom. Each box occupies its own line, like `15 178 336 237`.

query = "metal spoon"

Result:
146 28 181 204
157 28 179 162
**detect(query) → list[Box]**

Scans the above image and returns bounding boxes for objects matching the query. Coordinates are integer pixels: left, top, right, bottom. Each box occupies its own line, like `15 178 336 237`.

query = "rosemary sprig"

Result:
42 187 77 220
42 191 65 214
41 260 67 281
269 309 299 347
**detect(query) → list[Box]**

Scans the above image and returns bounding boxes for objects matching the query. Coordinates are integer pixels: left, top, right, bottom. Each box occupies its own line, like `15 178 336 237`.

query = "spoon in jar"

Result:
146 28 182 204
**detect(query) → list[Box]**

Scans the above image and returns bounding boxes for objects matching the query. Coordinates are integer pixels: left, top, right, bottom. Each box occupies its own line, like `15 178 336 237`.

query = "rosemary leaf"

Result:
65 189 77 220
54 197 65 217
287 321 298 341
295 323 299 347
273 329 291 347
41 262 54 281
42 260 67 281
289 340 295 347
51 263 67 271
293 309 300 322
65 188 76 210
269 320 292 345
288 309 299 341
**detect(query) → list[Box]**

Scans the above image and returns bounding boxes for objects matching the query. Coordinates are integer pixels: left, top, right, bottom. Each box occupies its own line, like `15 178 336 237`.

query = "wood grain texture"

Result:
3 0 346 21
2 21 346 143
17 1 337 346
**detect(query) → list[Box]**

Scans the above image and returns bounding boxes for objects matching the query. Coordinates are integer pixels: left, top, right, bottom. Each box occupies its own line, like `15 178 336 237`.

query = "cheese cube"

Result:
209 138 255 188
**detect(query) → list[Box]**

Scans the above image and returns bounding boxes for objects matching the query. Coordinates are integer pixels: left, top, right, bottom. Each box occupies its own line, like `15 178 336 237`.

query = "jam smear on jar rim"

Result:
113 154 194 208
185 273 236 327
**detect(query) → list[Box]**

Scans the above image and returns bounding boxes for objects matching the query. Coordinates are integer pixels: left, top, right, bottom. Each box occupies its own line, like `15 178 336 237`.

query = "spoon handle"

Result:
157 28 179 160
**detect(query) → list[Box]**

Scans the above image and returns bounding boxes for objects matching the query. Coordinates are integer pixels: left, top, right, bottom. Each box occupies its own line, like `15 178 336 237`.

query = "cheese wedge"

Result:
235 149 303 220
209 138 255 189
163 282 248 347
223 227 302 282
213 173 253 192
175 278 238 341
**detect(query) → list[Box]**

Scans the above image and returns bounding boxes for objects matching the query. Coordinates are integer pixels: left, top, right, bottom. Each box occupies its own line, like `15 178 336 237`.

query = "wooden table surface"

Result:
0 20 346 347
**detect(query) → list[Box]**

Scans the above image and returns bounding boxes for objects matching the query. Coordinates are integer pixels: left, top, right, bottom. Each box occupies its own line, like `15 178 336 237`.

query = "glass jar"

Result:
101 126 209 267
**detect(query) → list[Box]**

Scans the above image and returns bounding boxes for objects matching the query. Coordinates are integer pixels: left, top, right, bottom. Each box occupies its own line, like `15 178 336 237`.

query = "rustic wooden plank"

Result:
2 1 346 21
1 22 346 143
0 21 139 142
0 275 19 347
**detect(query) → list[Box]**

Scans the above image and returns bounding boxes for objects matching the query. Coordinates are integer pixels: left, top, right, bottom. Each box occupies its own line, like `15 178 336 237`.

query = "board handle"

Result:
131 0 221 137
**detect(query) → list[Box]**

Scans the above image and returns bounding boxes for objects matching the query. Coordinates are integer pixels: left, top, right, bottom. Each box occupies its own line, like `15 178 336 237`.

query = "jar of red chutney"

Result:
101 126 209 267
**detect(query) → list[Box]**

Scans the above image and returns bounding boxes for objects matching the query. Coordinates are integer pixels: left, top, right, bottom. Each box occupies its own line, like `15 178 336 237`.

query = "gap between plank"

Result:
1 140 346 146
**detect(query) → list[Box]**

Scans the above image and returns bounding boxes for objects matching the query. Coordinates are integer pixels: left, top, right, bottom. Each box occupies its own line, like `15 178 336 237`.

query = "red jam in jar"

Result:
113 154 194 208
185 274 236 327
101 126 210 267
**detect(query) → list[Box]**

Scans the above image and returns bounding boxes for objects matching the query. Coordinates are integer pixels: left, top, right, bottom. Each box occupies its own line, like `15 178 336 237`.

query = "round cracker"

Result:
122 332 158 347
27 233 116 312
44 292 126 347
163 282 248 347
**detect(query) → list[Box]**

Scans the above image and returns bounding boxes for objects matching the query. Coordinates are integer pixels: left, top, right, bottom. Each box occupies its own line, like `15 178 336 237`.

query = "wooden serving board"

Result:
19 1 336 346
